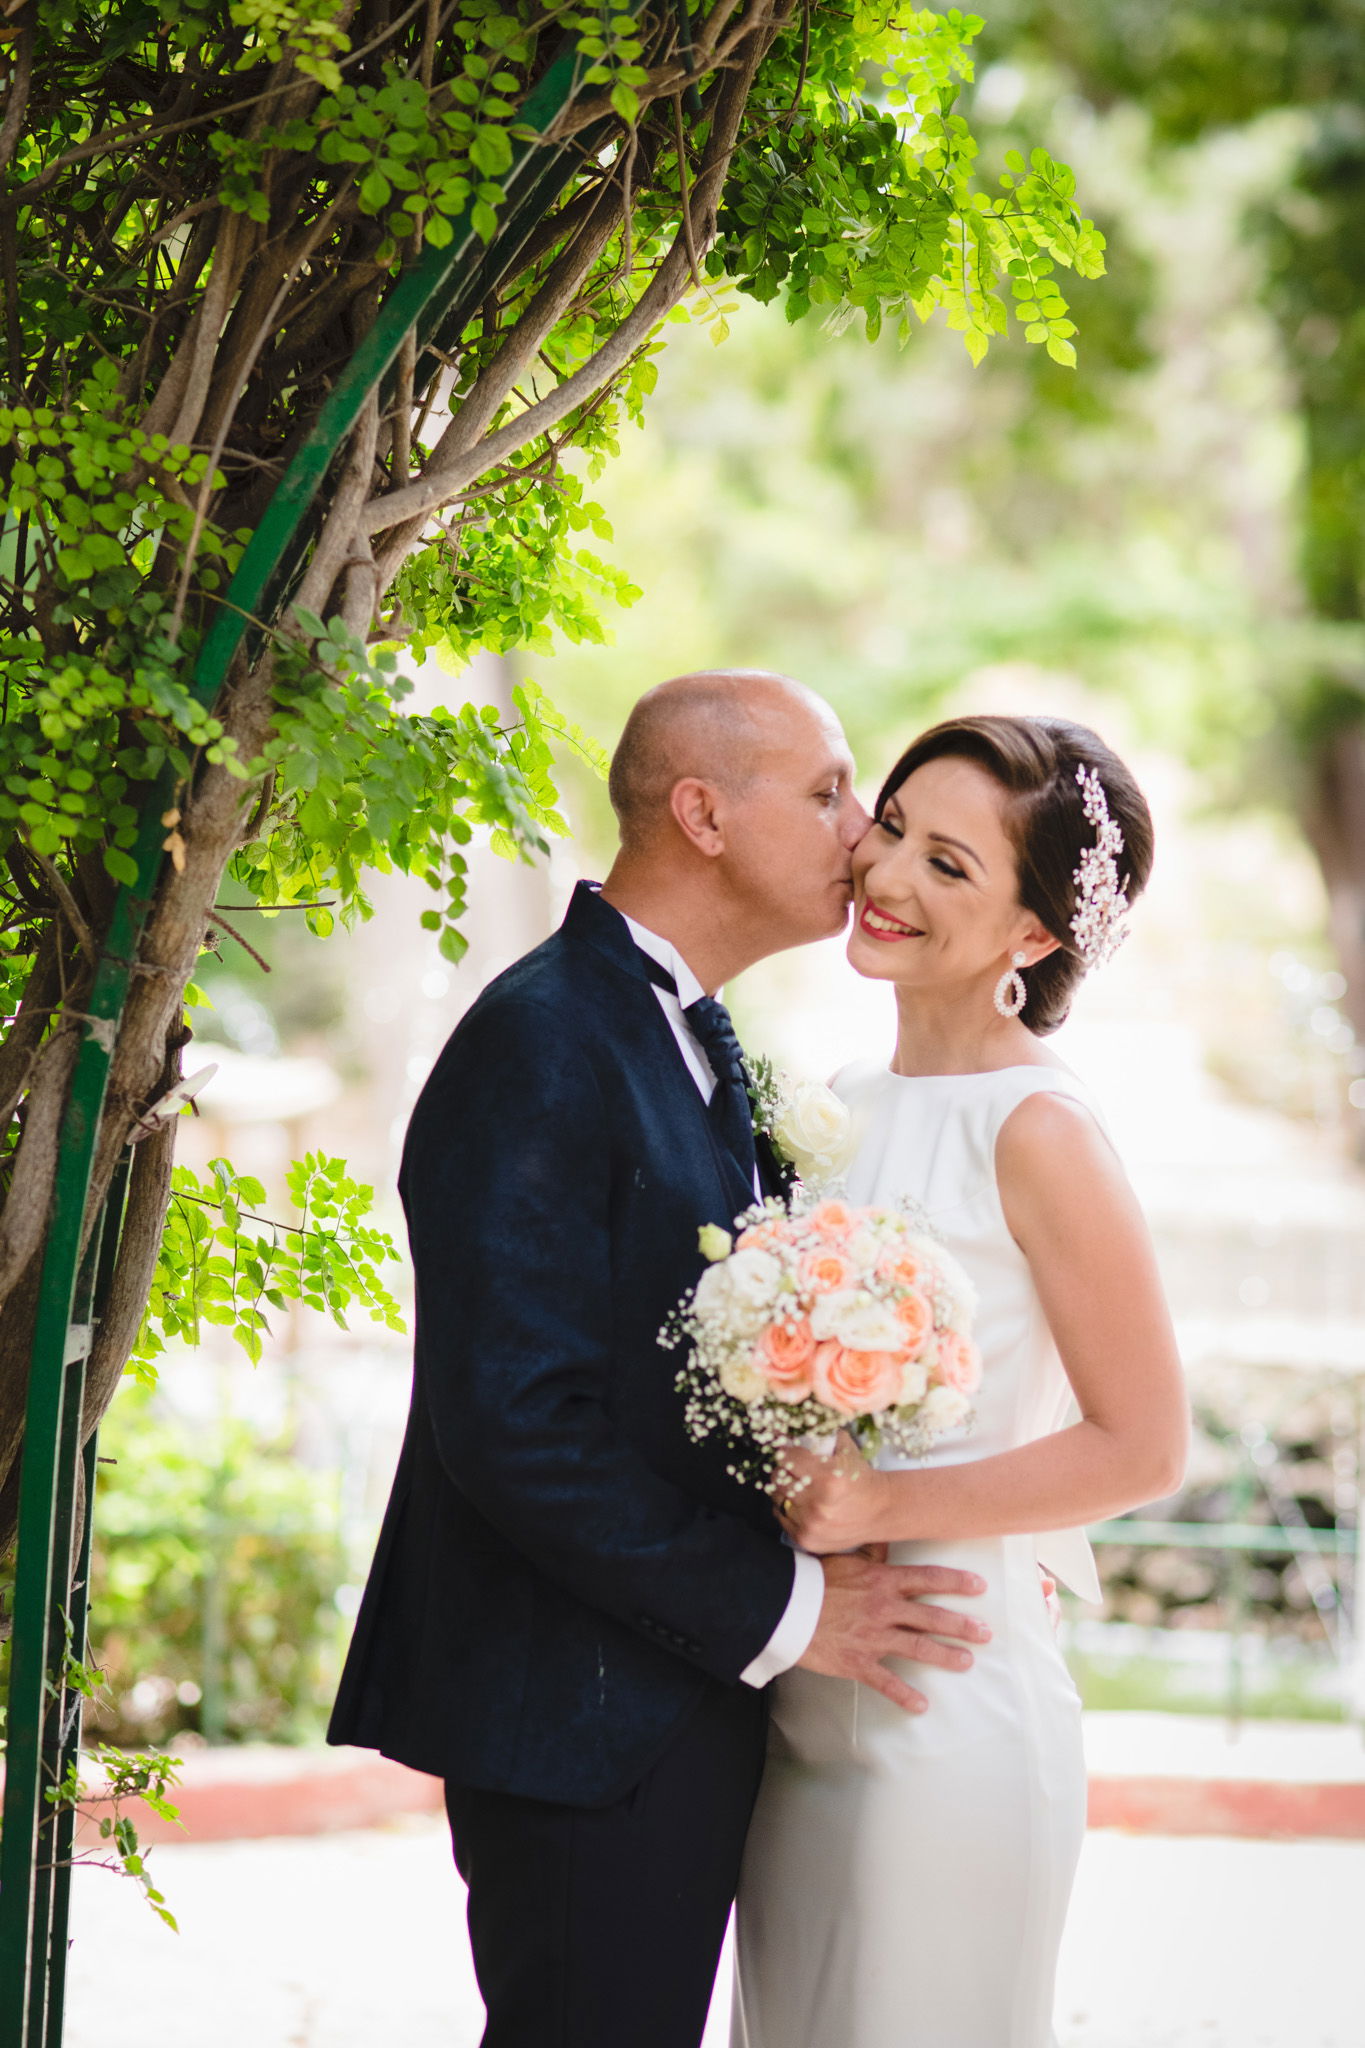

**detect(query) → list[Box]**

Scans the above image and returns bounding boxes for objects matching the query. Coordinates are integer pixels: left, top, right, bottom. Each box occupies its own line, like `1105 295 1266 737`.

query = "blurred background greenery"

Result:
86 0 1365 1745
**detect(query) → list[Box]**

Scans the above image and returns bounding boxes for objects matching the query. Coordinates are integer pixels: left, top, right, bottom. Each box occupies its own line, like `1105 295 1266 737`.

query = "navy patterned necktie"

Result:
637 954 757 1185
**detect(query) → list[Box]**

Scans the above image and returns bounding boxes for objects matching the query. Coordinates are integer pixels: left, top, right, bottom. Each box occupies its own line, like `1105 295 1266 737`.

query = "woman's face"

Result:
847 754 1057 996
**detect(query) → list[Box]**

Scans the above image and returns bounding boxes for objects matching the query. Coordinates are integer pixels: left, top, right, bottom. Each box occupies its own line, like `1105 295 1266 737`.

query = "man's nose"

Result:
843 797 874 847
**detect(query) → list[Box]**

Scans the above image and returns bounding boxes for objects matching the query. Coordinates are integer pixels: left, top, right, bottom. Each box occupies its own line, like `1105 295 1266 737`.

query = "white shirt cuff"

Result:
739 1550 824 1688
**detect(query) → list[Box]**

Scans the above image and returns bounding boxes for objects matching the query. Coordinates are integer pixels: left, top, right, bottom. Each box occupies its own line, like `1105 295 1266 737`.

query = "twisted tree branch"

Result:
364 3 783 546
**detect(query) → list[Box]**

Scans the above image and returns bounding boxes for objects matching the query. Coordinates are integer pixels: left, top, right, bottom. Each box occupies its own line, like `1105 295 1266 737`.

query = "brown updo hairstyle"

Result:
876 714 1155 1036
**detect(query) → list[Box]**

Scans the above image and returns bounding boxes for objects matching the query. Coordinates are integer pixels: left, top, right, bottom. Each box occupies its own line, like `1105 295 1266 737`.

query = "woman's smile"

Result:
858 897 924 942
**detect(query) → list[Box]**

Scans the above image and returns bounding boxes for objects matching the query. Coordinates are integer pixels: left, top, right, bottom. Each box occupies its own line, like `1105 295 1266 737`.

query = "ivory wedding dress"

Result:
732 1061 1105 2048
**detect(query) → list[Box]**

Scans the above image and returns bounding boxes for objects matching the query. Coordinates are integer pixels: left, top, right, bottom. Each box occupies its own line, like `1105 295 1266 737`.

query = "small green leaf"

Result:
104 846 139 886
609 81 640 124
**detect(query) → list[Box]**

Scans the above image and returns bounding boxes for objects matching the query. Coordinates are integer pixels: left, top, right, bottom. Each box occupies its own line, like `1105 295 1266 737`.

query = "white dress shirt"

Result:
621 910 824 1688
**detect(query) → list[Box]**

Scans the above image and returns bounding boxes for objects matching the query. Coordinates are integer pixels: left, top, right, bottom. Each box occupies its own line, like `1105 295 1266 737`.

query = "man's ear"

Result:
669 777 726 857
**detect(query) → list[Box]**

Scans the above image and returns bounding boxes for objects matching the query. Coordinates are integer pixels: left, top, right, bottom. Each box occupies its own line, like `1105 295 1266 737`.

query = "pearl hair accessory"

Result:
993 951 1028 1019
1070 764 1130 968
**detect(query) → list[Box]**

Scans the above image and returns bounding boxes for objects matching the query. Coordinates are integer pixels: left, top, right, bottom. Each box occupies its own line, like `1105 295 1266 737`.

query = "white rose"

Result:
918 1383 972 1433
898 1355 930 1405
694 1247 781 1332
809 1291 905 1352
719 1348 768 1404
775 1082 856 1188
843 1225 881 1268
725 1247 783 1311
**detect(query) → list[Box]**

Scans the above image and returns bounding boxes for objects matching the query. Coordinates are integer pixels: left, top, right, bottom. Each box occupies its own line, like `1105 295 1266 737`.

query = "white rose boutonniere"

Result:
745 1056 856 1194
773 1078 856 1192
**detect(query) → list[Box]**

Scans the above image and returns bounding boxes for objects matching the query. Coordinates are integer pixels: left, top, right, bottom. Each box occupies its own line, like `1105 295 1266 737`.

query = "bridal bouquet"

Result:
664 1197 981 1489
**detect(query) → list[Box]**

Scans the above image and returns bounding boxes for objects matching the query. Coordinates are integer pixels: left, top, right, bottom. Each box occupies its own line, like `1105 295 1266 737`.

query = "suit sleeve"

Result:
401 994 796 1685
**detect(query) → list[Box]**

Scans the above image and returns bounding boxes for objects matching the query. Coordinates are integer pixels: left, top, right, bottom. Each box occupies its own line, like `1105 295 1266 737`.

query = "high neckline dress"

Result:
732 1061 1105 2048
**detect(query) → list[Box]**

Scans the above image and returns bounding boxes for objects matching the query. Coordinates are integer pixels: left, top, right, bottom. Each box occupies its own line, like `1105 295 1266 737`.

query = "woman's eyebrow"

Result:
928 831 984 872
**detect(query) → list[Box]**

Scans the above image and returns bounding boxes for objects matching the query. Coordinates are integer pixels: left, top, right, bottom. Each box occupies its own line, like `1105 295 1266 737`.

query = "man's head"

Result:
604 670 868 971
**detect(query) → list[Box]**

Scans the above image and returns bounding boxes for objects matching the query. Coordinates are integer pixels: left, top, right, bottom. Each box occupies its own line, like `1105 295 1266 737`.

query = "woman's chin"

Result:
846 930 913 982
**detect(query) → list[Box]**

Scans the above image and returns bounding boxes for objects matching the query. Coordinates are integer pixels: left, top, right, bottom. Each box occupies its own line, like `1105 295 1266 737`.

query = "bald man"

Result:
330 672 986 2048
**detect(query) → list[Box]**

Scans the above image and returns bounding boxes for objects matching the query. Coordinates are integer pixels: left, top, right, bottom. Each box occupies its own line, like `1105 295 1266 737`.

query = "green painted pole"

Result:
40 1432 99 2048
24 1344 87 2048
0 28 634 2041
0 1092 105 2039
45 1156 131 2048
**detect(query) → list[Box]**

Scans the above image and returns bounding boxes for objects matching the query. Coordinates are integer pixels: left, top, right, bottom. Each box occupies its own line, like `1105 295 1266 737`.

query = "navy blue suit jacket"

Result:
328 883 796 1805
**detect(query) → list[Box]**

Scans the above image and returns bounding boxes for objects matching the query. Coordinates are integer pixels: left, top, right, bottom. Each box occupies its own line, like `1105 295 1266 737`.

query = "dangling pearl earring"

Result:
994 951 1028 1019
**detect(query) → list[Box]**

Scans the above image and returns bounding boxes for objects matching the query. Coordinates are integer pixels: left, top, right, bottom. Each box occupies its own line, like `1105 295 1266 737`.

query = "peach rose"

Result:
932 1329 982 1395
808 1200 853 1239
812 1339 904 1418
801 1248 853 1296
755 1317 817 1400
878 1250 923 1290
736 1221 783 1252
893 1291 932 1356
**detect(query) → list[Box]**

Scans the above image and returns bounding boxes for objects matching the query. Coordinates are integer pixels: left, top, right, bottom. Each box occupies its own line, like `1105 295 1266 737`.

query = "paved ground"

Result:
63 1817 1362 2047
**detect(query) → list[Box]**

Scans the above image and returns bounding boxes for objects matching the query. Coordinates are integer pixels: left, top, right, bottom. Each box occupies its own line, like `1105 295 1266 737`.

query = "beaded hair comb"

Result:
1070 764 1130 968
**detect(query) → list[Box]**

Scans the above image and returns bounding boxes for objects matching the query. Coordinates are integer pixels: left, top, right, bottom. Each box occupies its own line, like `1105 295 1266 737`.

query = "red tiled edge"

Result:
43 1755 1365 1846
74 1754 444 1846
1086 1776 1365 1841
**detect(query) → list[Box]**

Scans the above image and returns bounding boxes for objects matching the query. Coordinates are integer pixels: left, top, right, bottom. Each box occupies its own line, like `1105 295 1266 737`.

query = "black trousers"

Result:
445 1681 768 2048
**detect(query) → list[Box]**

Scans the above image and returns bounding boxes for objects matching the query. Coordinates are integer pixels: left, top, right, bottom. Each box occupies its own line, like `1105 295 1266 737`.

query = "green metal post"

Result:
25 1343 88 2048
44 1154 130 2048
0 1111 101 2035
41 1433 98 2048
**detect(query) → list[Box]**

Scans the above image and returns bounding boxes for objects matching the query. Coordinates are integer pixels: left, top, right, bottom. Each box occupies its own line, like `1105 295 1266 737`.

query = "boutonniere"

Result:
744 1055 857 1194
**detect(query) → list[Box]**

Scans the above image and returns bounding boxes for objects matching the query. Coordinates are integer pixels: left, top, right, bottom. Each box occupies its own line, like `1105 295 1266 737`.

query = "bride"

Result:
732 713 1189 2048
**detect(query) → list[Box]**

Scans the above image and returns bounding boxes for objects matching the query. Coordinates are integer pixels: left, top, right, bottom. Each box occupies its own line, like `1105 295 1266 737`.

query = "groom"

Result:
329 671 989 2047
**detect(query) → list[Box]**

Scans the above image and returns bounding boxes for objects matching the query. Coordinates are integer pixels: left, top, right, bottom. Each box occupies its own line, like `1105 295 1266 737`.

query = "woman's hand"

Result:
774 1433 892 1554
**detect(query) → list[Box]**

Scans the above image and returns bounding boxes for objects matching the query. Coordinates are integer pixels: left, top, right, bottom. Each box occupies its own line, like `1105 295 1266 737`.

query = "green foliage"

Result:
0 373 246 883
90 1389 350 1746
229 617 602 956
135 1152 405 1378
46 1744 183 1929
714 5 1104 359
0 0 1102 976
991 0 1365 656
215 45 529 257
390 467 644 660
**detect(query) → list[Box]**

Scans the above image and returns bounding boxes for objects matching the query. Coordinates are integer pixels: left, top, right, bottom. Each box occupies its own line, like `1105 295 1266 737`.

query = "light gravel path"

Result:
62 1819 1360 2047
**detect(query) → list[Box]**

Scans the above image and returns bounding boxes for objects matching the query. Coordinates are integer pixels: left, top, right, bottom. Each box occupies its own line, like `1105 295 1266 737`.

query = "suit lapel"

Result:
629 973 758 1222
564 882 760 1224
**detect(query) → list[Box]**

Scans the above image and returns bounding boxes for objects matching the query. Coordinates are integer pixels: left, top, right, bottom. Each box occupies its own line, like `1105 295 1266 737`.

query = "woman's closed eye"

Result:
929 855 967 881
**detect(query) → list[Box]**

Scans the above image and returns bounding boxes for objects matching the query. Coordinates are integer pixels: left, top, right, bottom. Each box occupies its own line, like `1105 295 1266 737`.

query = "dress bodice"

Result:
833 1058 1104 1602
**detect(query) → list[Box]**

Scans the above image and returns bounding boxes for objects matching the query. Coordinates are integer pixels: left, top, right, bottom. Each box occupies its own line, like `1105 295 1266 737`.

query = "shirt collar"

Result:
619 911 708 1009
